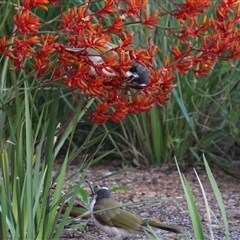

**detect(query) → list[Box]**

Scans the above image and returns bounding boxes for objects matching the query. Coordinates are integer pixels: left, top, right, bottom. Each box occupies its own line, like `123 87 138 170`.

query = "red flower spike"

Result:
111 103 129 122
216 6 229 21
12 36 36 54
117 32 134 48
95 0 117 18
61 5 92 32
128 94 155 113
4 34 40 69
170 46 187 60
19 0 49 11
103 16 125 35
31 34 58 76
13 10 41 33
119 0 148 18
172 0 211 20
0 36 10 55
2 0 239 123
88 101 112 124
124 0 148 12
141 10 160 28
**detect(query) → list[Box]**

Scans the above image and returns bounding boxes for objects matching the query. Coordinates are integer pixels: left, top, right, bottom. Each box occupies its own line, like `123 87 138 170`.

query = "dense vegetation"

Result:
0 0 238 239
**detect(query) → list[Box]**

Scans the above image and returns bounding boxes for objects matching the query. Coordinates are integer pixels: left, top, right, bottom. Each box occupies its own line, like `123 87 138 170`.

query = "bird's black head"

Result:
94 185 111 201
127 62 150 87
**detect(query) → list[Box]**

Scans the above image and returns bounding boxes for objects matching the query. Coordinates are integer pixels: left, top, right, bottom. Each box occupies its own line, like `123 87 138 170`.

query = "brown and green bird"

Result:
89 185 181 238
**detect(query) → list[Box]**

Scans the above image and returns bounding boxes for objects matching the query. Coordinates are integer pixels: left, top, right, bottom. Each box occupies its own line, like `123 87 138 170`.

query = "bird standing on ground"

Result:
89 185 181 238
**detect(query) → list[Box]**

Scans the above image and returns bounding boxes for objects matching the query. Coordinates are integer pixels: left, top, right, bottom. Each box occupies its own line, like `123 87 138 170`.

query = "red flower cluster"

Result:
170 0 240 78
0 0 239 124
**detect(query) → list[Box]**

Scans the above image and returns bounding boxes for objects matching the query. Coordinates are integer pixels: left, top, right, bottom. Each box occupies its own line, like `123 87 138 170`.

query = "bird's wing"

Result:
93 198 142 230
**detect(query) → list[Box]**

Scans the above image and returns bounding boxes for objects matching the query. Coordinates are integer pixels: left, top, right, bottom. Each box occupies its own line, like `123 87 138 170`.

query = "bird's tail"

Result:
143 220 181 233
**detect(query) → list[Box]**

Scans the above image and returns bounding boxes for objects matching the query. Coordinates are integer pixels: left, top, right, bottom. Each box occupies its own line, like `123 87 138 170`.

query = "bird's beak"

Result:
85 179 95 197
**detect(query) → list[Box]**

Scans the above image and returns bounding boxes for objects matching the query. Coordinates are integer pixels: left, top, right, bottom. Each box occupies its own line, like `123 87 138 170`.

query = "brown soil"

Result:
58 163 240 240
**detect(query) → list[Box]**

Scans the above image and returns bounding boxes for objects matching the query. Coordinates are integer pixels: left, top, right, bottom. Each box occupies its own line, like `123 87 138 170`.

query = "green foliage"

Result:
144 156 231 239
0 3 112 238
110 2 240 166
175 155 231 240
203 155 230 239
0 1 236 238
176 158 205 240
0 77 110 239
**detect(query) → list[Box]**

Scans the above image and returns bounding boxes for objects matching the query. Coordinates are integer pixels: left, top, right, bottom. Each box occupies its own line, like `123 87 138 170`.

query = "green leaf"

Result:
203 155 230 240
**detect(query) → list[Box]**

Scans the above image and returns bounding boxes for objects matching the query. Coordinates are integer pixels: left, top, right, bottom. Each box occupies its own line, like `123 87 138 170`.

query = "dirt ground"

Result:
58 163 240 240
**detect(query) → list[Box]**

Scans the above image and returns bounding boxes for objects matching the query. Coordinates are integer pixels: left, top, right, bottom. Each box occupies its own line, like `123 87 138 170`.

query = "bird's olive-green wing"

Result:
93 198 142 230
